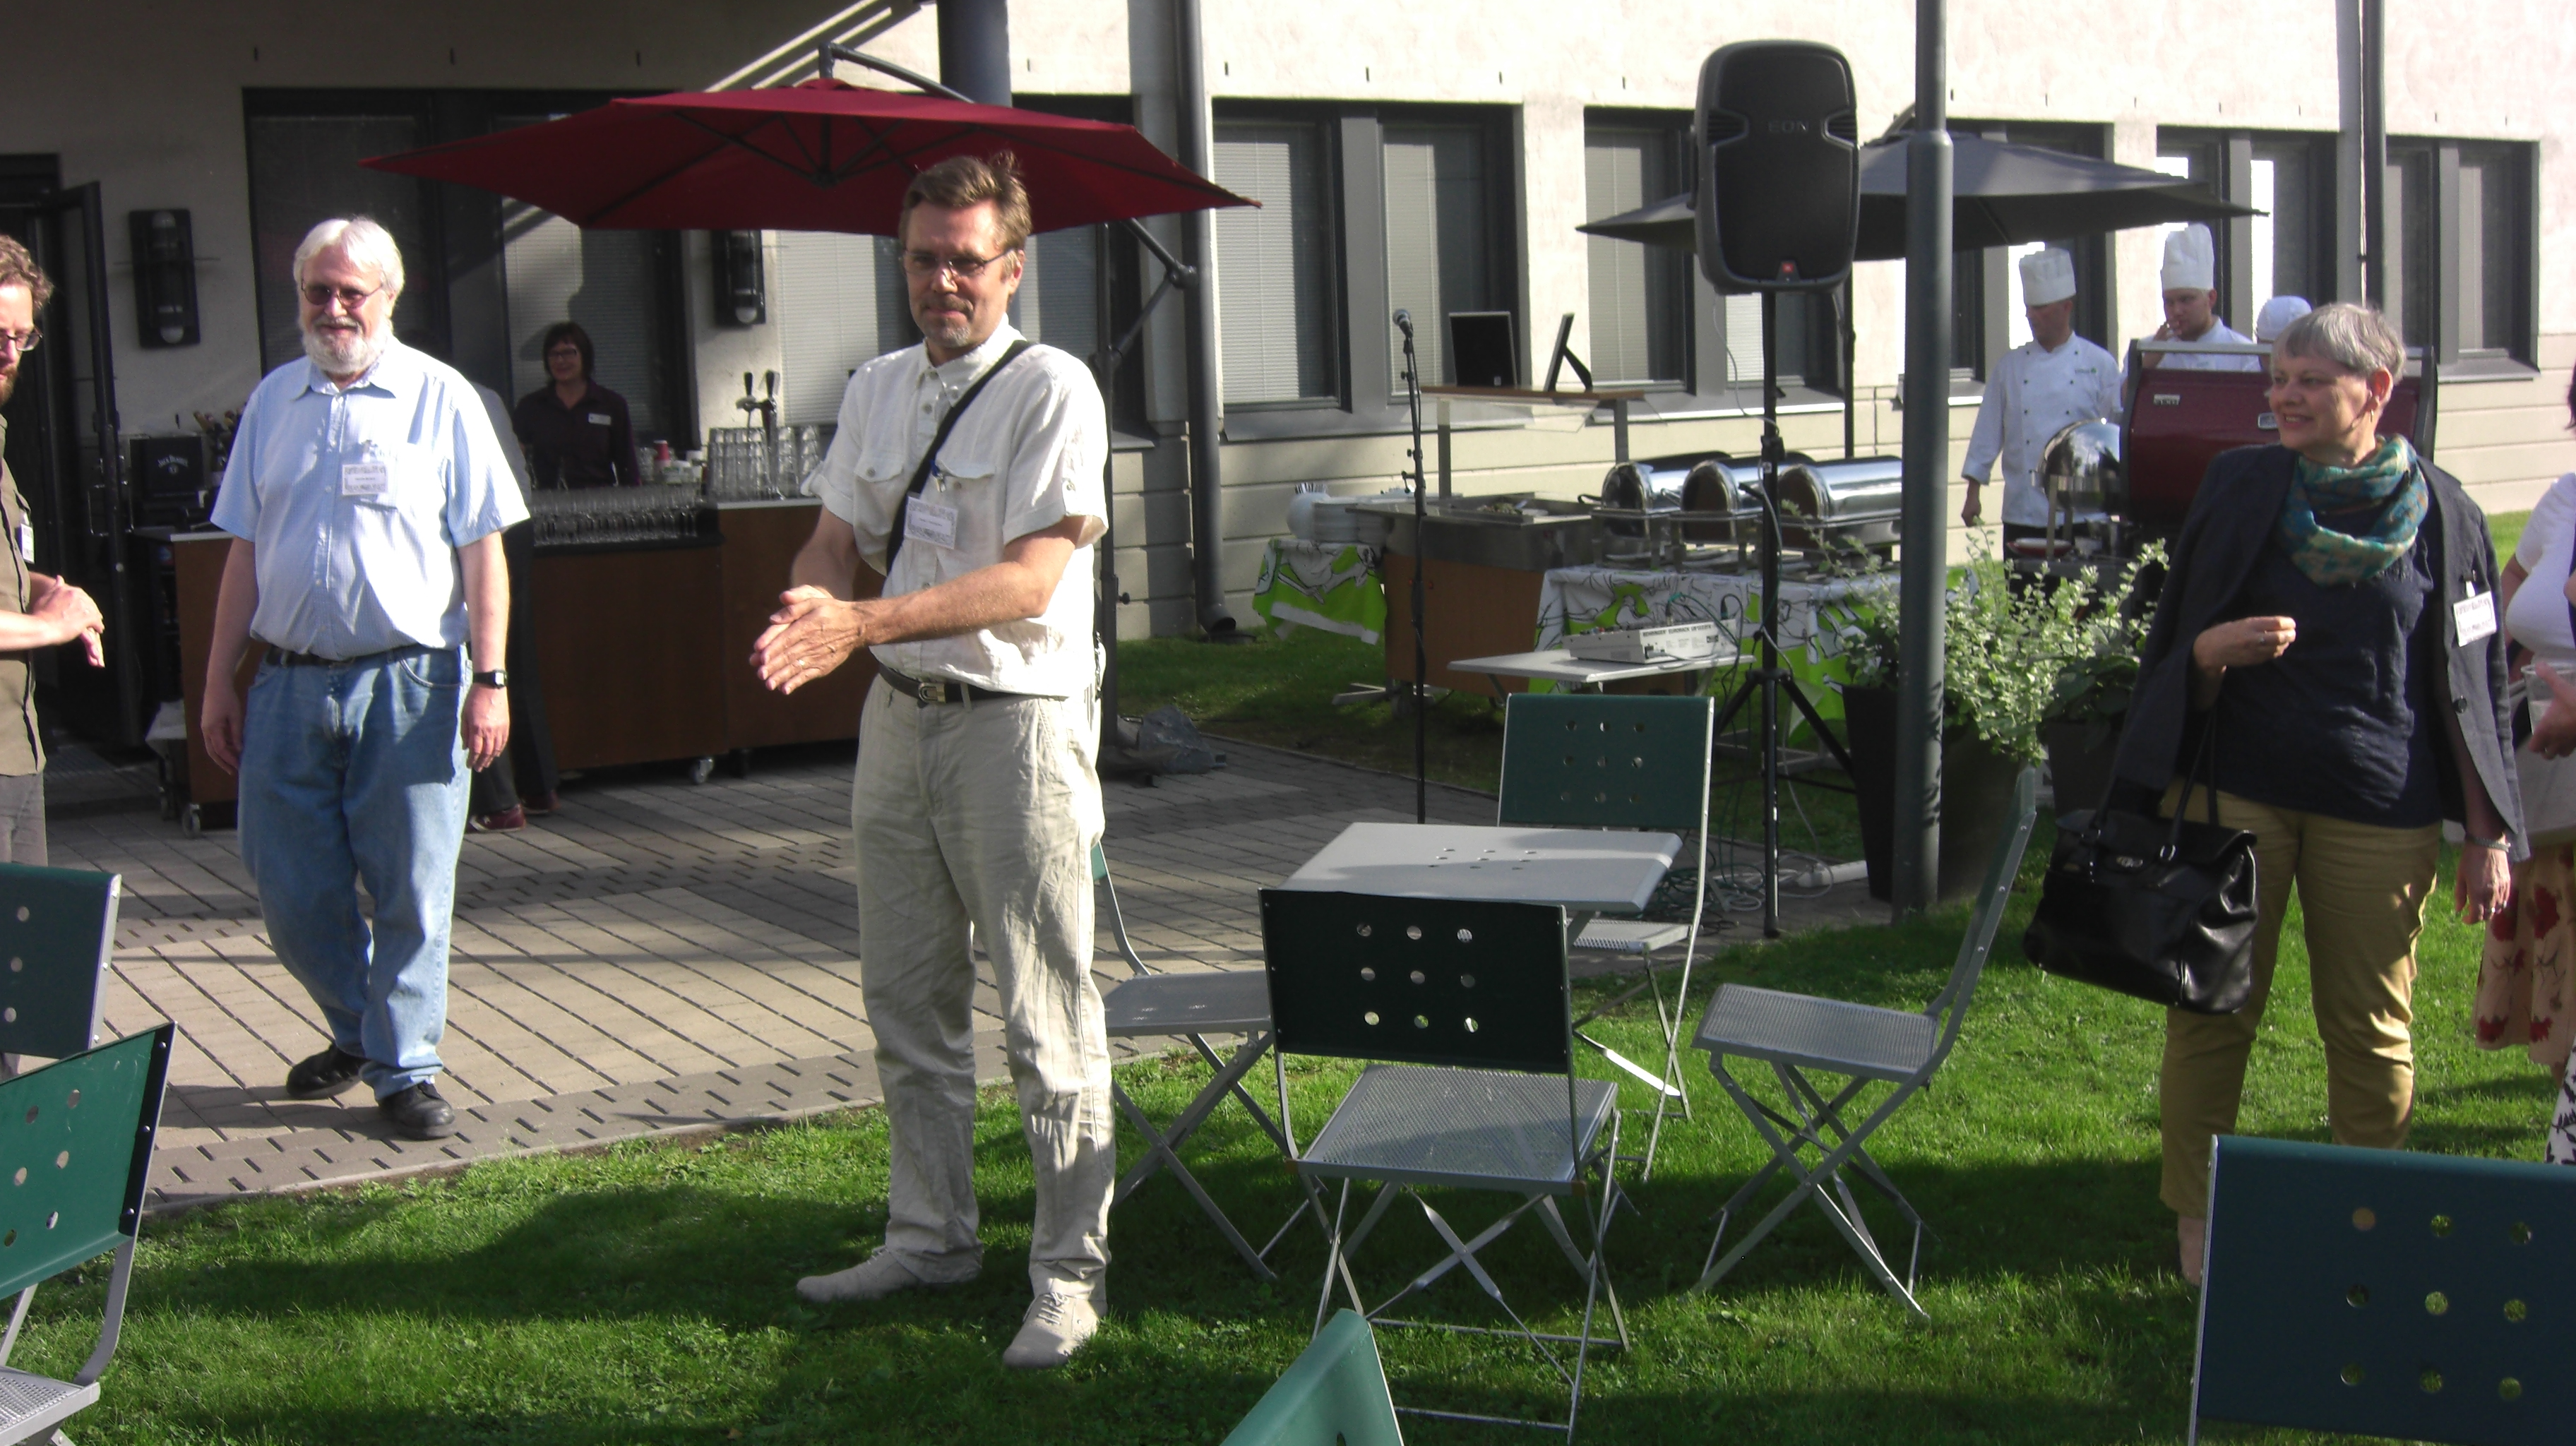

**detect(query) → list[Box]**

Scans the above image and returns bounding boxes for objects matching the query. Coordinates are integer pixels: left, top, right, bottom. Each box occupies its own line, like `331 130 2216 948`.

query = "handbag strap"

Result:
885 338 1035 573
2165 690 2224 853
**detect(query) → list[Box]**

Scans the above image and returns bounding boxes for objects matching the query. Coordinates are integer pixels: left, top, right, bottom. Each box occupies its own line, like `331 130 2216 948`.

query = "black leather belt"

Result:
265 643 437 668
877 665 1018 706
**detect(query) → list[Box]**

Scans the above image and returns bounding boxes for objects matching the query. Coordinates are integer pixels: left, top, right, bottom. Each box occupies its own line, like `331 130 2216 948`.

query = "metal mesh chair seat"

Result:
0 1369 92 1444
1303 1064 1618 1194
1571 919 1692 955
1104 969 1271 1038
1694 984 1936 1082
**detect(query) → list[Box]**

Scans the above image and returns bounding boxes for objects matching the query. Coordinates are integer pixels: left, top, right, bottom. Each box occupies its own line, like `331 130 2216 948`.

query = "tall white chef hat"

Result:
2161 224 2217 292
2017 248 2077 307
2255 294 2313 342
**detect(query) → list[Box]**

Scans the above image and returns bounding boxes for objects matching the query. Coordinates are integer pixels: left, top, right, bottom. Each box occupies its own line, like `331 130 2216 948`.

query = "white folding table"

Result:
1448 647 1734 700
1280 822 1682 914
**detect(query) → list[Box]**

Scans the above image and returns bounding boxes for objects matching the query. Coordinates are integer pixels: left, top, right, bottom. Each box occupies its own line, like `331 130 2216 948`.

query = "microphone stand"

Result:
1395 309 1428 824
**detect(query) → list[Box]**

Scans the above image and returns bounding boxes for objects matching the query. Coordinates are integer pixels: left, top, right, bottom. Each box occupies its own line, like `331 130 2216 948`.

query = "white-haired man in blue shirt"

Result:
199 217 526 1140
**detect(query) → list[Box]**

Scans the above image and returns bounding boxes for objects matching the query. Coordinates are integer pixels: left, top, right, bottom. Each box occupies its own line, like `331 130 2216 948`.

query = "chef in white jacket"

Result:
2144 223 2260 371
1959 249 2125 535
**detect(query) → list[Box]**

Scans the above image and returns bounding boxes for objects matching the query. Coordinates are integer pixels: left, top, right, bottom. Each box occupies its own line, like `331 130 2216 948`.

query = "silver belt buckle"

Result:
916 677 951 705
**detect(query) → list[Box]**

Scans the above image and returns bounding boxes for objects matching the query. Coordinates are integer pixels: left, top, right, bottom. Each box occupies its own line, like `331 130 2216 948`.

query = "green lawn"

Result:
26 830 2551 1444
2490 508 2529 566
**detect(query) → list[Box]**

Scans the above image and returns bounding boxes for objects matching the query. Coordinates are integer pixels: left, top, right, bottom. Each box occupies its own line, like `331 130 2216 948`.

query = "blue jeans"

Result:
239 645 469 1099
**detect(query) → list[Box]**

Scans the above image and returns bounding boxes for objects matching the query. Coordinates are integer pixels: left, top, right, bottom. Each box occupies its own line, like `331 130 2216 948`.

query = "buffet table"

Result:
1251 539 1385 644
1533 566 1897 724
168 497 876 827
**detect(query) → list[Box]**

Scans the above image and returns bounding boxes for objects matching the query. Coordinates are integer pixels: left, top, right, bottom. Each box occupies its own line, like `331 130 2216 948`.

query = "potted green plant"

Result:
1836 537 2164 901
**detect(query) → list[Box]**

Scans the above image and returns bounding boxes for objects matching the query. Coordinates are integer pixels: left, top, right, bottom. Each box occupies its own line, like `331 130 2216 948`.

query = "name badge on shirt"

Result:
340 461 391 500
904 498 959 550
587 413 612 426
2454 587 2498 647
13 524 28 565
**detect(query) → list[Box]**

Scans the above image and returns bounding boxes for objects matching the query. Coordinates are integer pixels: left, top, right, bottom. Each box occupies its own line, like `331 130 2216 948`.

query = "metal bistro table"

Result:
1281 823 1681 924
1447 647 1740 700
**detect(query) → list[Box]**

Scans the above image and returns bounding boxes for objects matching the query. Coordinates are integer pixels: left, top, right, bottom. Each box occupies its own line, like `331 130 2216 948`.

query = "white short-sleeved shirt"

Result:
804 323 1109 699
1960 334 2125 526
2508 474 2576 667
211 341 528 658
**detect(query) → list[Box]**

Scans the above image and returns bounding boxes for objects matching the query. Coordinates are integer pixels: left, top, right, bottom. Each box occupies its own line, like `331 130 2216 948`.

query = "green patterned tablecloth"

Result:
1533 566 1897 730
1253 539 1388 643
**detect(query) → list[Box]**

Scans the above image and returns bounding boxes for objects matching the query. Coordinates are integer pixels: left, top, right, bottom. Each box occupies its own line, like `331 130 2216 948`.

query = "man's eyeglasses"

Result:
900 249 1013 281
0 329 38 358
300 282 385 310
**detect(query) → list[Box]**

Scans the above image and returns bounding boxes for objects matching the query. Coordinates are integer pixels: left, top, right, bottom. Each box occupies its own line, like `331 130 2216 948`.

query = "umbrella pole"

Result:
1891 0 1953 919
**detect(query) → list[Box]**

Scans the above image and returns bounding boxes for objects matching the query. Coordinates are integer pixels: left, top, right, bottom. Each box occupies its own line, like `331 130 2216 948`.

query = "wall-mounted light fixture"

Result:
715 231 765 326
128 209 200 347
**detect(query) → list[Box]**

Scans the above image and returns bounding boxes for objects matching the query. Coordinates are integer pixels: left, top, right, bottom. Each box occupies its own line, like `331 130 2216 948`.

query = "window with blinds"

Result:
2455 145 2529 358
1383 124 1500 390
245 114 435 373
496 199 669 435
1583 124 1688 386
773 232 911 426
1214 121 1339 406
2383 145 2436 356
1010 226 1100 367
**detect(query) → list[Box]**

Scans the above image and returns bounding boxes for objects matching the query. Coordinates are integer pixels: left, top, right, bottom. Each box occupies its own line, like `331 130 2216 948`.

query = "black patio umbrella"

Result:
1578 131 2256 256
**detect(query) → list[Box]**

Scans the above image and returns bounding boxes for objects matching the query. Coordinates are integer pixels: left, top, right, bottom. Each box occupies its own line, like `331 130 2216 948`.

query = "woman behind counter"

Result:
513 321 638 489
2111 301 2523 1285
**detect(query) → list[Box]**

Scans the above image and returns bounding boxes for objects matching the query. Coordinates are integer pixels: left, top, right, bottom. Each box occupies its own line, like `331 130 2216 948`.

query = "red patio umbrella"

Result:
361 78 1251 235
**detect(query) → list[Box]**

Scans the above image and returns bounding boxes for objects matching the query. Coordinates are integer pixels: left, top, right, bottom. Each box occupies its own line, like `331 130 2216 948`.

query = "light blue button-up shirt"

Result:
212 341 527 658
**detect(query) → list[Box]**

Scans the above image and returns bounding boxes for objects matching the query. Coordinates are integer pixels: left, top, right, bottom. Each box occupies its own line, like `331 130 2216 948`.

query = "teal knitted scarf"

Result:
2277 436 2423 586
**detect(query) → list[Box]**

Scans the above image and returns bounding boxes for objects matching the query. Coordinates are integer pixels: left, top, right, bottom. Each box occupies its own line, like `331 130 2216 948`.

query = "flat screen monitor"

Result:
1446 311 1517 388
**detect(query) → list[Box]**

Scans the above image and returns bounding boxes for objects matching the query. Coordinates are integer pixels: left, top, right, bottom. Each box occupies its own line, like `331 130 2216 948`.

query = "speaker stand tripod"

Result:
1707 291 1859 938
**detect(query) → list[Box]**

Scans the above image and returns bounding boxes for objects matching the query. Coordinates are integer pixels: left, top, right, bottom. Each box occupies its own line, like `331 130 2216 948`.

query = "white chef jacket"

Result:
804 323 1108 699
1961 334 2125 527
2153 319 2264 372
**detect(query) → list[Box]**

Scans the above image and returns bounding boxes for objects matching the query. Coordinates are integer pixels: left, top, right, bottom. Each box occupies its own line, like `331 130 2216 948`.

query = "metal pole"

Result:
1892 0 1952 918
1173 0 1240 639
2359 0 2387 309
936 0 1013 106
1759 291 1784 938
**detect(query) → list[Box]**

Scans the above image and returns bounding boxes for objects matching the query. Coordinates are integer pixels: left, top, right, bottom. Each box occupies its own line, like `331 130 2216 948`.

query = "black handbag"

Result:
2022 711 2259 1015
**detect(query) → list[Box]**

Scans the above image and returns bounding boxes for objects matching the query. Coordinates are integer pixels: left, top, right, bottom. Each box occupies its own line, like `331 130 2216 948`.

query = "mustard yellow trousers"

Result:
2157 784 2441 1217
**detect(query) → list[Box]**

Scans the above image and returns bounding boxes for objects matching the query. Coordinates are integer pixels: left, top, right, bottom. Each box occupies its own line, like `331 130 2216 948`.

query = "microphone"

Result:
1392 308 1414 337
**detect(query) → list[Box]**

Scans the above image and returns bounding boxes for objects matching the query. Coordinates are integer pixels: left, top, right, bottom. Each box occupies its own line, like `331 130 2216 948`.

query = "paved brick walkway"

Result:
47 736 1872 1212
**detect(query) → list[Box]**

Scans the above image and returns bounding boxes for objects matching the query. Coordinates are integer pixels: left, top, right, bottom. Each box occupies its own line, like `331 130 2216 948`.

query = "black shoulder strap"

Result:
886 339 1036 572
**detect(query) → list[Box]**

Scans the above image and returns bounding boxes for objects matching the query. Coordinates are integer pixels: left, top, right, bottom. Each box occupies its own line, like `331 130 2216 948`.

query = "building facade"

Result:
6 0 2568 654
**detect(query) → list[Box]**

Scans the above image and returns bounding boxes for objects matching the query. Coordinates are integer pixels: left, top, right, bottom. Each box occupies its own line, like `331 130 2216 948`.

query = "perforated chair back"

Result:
0 866 120 1063
0 1028 172 1303
2191 1137 2575 1446
1260 890 1570 1075
1498 693 1714 834
1219 1308 1405 1446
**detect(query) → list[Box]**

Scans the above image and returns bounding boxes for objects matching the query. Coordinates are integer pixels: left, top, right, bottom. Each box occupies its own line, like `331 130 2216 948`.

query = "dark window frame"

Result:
1209 102 1351 415
1580 107 1695 393
1957 120 2115 380
242 87 696 442
2154 126 2339 341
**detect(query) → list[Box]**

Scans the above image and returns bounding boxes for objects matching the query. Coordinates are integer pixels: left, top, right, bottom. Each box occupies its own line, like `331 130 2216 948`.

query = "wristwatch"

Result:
472 669 510 688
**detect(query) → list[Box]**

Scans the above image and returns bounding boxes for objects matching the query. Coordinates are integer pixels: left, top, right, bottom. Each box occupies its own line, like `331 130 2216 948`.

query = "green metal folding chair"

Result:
1261 888 1625 1439
1496 693 1714 1179
2190 1135 2575 1445
0 1025 176 1445
1220 1308 1405 1446
1096 842 1309 1278
1692 766 2039 1320
0 864 123 1072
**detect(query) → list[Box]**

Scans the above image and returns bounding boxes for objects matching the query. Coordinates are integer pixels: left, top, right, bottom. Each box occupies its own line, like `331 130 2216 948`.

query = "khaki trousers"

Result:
2158 785 2441 1217
852 676 1111 1300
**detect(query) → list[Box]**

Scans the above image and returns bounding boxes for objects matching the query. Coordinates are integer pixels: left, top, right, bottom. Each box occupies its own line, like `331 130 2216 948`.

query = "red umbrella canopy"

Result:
362 78 1251 235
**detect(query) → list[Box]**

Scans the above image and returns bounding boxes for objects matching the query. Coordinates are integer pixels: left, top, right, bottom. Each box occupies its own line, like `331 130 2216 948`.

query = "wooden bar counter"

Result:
169 498 877 829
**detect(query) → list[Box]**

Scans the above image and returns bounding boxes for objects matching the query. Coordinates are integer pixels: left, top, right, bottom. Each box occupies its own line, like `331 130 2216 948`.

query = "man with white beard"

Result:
198 217 525 1140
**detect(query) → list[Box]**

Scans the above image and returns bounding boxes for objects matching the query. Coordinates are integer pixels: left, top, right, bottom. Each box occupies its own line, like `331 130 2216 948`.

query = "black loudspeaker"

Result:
1693 41 1860 293
127 209 199 348
713 230 765 326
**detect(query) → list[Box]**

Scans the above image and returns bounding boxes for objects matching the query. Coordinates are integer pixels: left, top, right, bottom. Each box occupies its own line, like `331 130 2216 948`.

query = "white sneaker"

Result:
1001 1289 1101 1370
795 1252 970 1304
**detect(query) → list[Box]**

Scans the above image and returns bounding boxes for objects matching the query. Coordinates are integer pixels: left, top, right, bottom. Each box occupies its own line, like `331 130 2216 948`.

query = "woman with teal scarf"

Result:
2111 303 2524 1286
